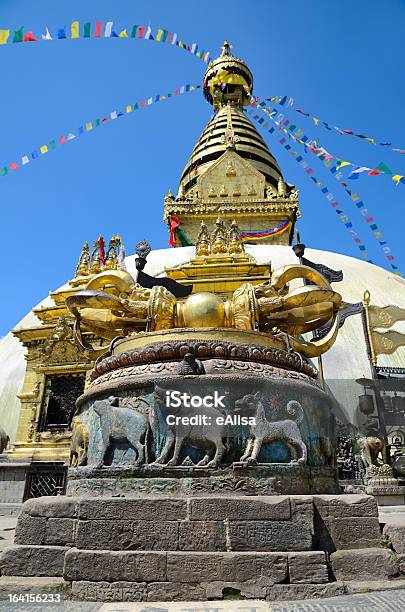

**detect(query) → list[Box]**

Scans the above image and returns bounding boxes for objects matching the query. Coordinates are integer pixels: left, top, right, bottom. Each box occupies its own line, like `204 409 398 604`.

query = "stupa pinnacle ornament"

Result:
164 42 299 248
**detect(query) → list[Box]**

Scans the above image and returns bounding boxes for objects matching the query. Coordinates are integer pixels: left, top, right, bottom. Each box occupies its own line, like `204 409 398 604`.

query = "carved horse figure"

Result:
235 392 307 465
151 386 226 468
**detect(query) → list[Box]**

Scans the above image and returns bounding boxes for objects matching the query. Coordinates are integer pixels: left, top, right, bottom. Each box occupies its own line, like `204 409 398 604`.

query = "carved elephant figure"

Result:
69 418 89 467
92 396 150 468
0 426 9 454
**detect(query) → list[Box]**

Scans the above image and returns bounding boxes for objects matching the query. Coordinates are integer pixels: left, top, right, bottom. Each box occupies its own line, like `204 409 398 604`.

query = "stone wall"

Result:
0 494 401 602
0 464 27 503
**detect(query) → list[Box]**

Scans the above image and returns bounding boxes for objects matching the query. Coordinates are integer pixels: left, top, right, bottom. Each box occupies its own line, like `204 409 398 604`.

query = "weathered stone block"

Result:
76 520 178 550
290 495 314 533
22 496 78 518
0 576 70 601
14 514 46 545
314 494 378 518
148 582 205 601
330 548 398 581
268 582 345 601
0 545 68 577
64 549 166 582
178 521 226 551
383 523 405 554
203 579 267 599
77 497 187 521
189 495 291 521
330 517 382 549
288 551 328 584
166 551 288 584
44 518 75 546
71 581 147 602
228 521 312 551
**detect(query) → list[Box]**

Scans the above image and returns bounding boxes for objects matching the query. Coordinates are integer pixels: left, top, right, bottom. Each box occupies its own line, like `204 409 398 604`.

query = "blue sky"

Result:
1 0 404 335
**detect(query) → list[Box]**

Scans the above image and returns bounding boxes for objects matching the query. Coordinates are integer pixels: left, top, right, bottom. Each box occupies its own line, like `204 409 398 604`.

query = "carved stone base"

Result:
67 464 339 497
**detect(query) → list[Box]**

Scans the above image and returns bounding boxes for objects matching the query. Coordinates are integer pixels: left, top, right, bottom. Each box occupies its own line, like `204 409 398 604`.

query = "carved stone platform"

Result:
1 494 401 603
67 464 339 497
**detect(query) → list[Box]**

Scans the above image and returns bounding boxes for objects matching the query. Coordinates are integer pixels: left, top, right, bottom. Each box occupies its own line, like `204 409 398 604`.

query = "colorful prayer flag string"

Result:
266 95 405 157
246 107 377 268
257 97 405 186
1 22 210 63
250 99 401 275
0 84 200 178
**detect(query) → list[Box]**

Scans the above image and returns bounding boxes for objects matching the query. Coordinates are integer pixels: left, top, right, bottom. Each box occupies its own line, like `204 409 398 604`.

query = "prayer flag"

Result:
94 22 103 38
119 29 128 38
104 21 113 37
85 122 93 131
375 161 393 175
0 30 10 44
21 155 30 165
49 140 56 150
83 22 91 38
40 145 48 154
13 27 24 43
191 43 197 54
137 26 145 38
71 21 79 39
110 111 118 119
67 133 76 140
42 27 52 40
60 135 67 144
203 51 210 62
1 167 8 176
9 162 18 170
171 33 177 45
57 27 66 39
144 26 153 39
23 32 37 42
126 105 132 113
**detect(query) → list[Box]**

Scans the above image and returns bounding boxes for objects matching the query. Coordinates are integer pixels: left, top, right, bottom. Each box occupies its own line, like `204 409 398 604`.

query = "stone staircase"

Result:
0 494 403 602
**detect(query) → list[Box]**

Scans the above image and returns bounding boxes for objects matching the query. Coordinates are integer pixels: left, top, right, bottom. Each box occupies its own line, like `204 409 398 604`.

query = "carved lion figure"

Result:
358 435 387 468
234 392 307 465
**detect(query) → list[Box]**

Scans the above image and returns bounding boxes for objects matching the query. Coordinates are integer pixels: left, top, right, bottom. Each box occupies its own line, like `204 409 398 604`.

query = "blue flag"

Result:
57 27 66 39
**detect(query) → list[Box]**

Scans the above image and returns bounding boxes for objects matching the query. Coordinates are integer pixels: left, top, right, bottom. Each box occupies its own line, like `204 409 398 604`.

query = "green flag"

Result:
83 22 91 38
176 228 193 247
13 27 24 43
375 162 393 175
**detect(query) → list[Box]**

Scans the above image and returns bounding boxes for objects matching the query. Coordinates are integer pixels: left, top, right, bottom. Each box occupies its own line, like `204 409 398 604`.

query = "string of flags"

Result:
258 97 405 186
240 220 291 241
251 99 401 274
0 22 210 63
266 95 405 157
1 84 200 178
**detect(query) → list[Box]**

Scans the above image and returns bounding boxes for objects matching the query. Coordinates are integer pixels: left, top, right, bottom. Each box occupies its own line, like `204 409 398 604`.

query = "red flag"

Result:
368 169 380 176
168 216 180 247
137 26 145 38
23 31 37 42
99 236 106 263
342 130 354 134
60 135 67 144
94 22 103 38
9 162 19 170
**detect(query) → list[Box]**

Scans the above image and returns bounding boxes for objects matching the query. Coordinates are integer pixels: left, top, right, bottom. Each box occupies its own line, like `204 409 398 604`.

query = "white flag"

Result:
171 33 177 45
41 27 52 40
180 85 185 94
147 97 153 105
104 21 113 37
21 155 30 165
67 133 76 140
144 26 153 39
191 43 197 54
110 111 118 120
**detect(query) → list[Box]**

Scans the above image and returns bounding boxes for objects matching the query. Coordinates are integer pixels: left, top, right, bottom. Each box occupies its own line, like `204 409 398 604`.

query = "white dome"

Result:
1 245 404 438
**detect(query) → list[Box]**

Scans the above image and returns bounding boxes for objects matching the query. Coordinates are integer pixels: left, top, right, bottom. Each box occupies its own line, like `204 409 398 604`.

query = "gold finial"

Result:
221 40 232 57
196 221 210 257
221 104 239 149
90 236 105 274
75 242 91 277
104 235 122 270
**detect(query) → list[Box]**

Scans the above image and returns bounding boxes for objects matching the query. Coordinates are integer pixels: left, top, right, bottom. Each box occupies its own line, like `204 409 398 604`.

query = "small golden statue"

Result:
226 160 236 177
278 177 288 196
211 218 228 253
196 221 210 257
228 220 244 255
75 242 91 277
219 185 228 197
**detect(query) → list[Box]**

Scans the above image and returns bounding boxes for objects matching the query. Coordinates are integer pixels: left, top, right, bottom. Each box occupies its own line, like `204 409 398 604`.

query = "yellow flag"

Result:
371 330 405 356
126 105 132 113
156 28 163 41
392 174 403 185
337 161 351 170
40 145 48 154
369 304 405 329
85 122 93 131
0 30 10 44
119 29 128 38
71 21 79 39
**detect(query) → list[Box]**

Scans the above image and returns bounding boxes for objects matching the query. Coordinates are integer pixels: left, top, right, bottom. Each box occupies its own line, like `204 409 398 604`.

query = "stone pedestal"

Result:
365 465 405 506
1 493 398 602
